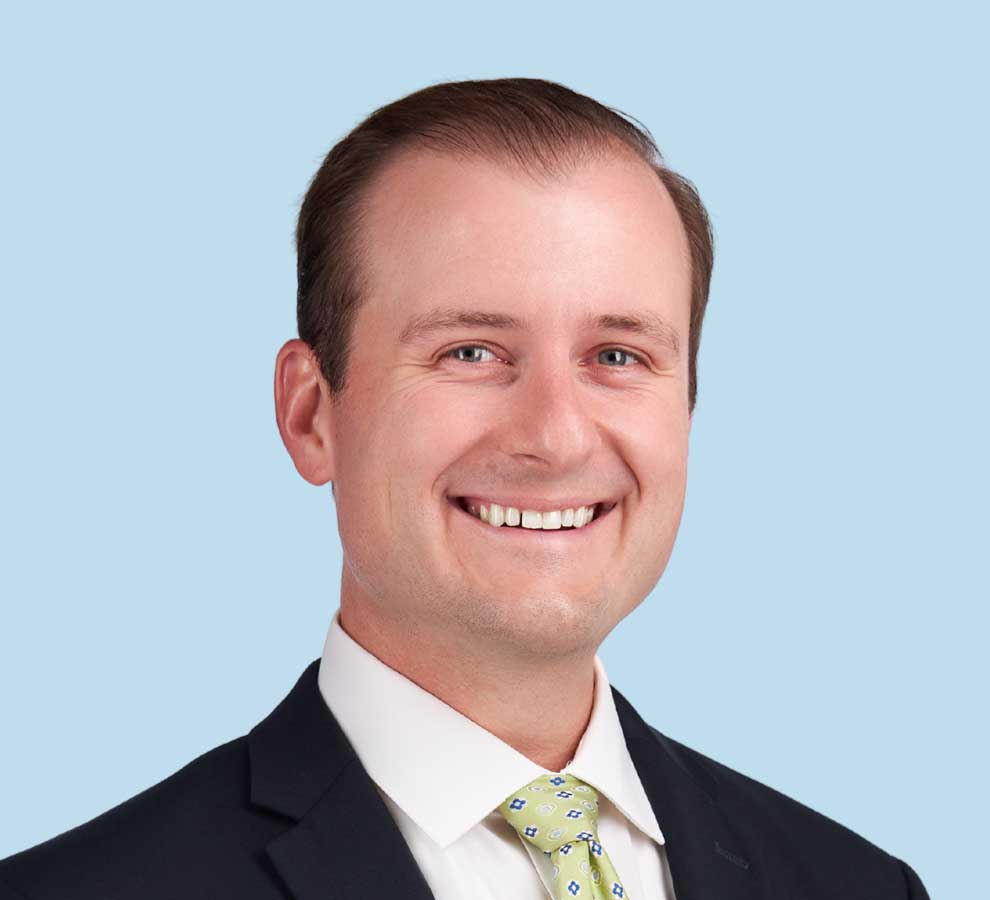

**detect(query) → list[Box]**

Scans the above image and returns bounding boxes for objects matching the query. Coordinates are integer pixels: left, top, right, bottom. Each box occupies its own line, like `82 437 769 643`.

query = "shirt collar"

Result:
317 609 665 849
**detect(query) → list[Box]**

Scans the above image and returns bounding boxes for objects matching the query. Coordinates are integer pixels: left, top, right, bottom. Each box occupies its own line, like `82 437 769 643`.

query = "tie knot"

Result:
498 773 601 854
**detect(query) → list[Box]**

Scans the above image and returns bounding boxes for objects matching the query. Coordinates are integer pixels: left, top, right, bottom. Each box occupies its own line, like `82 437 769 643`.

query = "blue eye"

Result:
444 345 498 363
442 345 644 367
597 348 643 367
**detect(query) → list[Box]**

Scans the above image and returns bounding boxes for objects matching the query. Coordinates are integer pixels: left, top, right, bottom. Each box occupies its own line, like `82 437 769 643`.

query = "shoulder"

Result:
646 725 930 898
0 735 284 900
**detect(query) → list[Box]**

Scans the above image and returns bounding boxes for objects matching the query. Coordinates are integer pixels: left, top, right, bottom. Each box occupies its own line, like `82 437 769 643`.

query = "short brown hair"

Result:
296 77 715 415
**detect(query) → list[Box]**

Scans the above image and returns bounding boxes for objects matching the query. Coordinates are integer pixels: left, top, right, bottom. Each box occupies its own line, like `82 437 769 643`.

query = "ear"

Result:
274 339 336 485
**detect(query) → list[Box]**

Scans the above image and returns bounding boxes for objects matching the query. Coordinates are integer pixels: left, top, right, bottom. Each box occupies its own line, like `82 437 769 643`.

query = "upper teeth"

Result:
469 501 599 530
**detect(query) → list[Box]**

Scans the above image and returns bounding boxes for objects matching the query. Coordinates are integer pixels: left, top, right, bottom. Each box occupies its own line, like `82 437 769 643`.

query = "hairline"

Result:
342 140 690 376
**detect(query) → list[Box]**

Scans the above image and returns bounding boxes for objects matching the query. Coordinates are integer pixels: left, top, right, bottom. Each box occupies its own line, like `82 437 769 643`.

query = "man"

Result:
0 78 930 899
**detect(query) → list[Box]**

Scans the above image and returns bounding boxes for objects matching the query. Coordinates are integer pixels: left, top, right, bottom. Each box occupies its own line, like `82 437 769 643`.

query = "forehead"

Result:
356 147 691 333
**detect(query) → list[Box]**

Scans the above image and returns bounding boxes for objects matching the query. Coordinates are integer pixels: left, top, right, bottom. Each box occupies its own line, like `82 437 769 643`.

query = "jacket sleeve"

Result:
900 858 931 900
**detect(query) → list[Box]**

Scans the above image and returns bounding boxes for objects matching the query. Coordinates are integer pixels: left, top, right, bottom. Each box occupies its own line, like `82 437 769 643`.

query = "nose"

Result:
500 354 602 472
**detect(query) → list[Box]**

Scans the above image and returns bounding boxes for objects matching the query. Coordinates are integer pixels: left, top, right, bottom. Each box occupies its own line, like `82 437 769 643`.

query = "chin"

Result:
449 587 609 653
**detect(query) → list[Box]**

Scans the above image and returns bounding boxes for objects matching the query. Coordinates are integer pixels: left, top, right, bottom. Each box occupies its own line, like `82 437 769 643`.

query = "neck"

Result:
338 599 597 772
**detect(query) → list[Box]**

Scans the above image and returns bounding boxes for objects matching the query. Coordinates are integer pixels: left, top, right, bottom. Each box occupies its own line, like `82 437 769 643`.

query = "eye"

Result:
442 345 499 364
597 348 644 367
440 344 646 368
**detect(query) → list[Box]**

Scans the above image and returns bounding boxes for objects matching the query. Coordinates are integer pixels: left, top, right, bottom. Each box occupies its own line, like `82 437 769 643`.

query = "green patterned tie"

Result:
499 772 629 899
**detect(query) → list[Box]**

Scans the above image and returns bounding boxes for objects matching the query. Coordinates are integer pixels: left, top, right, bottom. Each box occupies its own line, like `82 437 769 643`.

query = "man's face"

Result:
327 148 692 660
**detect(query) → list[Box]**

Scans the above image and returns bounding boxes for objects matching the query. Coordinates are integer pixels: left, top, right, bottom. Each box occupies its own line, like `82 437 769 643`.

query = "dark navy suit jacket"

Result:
0 659 931 899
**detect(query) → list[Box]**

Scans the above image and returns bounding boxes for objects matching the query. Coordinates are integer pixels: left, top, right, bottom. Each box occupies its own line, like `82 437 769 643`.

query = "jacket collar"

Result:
249 658 761 900
317 609 665 850
612 685 762 900
248 659 435 900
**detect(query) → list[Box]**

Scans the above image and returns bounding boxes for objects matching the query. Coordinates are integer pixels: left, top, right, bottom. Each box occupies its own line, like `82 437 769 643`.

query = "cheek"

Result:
625 422 689 526
659 437 689 498
622 399 689 469
377 390 489 513
329 363 491 546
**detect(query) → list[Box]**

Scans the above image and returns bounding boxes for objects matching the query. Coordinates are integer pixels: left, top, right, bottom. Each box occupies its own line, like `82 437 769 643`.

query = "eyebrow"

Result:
397 306 681 357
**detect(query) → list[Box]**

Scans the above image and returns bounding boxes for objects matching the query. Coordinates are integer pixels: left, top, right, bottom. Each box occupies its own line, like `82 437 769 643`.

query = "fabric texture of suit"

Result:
0 659 930 899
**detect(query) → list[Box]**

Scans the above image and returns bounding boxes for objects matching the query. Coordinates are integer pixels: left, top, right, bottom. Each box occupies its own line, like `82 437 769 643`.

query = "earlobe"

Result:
273 339 336 485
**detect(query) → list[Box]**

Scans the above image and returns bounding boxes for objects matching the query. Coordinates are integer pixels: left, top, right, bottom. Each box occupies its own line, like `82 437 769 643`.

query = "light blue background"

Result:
1 3 984 897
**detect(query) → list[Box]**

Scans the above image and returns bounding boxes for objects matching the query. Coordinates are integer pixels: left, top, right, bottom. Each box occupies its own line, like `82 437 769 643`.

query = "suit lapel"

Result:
249 658 764 900
612 685 763 900
248 659 435 900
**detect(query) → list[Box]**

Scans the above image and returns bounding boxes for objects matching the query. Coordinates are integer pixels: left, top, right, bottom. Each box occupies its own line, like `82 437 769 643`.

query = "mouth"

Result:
447 495 619 540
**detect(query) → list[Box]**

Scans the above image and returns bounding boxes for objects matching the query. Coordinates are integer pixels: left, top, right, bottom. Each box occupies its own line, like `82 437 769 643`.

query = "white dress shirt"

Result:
317 610 678 900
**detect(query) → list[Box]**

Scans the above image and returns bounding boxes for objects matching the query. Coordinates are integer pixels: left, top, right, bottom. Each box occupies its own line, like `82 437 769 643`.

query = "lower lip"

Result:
447 497 617 545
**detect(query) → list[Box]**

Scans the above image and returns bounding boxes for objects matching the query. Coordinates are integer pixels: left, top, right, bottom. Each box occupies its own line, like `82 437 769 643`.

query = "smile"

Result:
449 496 619 533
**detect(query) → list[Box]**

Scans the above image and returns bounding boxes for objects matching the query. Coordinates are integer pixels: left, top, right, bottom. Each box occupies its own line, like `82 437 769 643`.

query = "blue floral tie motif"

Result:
499 773 628 899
